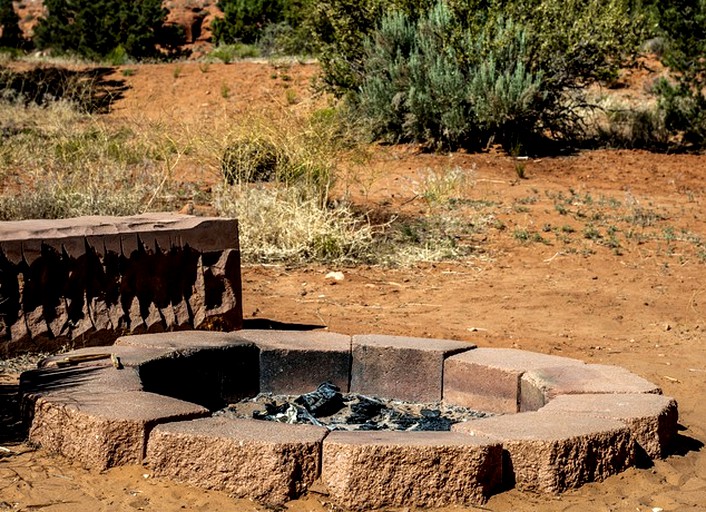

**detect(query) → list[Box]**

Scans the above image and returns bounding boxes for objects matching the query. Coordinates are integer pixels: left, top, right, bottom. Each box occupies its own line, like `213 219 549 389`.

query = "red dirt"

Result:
1 61 706 512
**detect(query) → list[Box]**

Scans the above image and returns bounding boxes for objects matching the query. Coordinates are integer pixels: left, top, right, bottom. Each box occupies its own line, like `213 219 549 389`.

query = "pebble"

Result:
325 271 345 283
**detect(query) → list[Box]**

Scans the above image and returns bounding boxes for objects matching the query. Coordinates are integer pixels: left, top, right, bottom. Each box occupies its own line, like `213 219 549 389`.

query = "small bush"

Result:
212 0 314 55
105 46 130 66
309 0 433 94
213 0 286 44
649 0 706 147
208 43 259 63
0 0 24 49
221 136 281 184
257 21 316 57
357 3 545 149
655 78 706 147
316 0 648 149
33 0 185 60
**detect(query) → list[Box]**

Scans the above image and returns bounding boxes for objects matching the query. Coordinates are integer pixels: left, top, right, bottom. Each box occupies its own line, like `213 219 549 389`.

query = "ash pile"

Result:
216 382 492 431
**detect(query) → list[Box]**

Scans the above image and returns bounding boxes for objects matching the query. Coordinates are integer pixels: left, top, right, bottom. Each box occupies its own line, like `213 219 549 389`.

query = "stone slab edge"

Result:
453 410 635 493
520 364 663 411
0 214 239 263
539 393 679 459
320 430 503 509
443 348 586 413
28 390 210 470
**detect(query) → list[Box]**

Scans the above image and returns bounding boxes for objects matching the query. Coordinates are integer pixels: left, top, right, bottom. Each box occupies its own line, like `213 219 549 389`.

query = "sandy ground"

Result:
1 61 705 512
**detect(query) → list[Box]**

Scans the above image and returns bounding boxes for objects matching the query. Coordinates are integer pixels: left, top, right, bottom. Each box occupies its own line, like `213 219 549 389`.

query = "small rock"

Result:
325 271 345 283
178 201 194 215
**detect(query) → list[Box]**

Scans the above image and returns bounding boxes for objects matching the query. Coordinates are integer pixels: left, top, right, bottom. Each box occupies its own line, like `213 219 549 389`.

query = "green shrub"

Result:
208 43 260 63
33 0 184 60
0 0 24 49
257 21 316 56
652 0 706 147
357 3 545 149
213 0 286 44
309 0 436 94
212 0 314 54
341 0 648 149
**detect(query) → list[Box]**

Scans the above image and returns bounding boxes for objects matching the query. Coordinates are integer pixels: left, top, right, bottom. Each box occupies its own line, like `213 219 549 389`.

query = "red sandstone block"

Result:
191 249 243 330
146 417 327 506
21 365 143 398
136 342 259 409
116 330 246 350
443 348 585 413
540 393 678 459
321 430 502 509
0 214 239 263
29 390 209 470
38 345 171 369
521 364 662 411
453 410 634 493
20 365 144 424
351 334 473 402
235 329 352 393
0 214 243 357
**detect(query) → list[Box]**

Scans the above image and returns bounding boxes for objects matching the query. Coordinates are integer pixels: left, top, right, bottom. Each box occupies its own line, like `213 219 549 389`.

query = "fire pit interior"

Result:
217 381 493 431
20 329 679 510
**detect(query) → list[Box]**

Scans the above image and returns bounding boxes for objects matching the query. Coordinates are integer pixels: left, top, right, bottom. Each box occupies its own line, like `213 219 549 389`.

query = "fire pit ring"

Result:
21 330 678 509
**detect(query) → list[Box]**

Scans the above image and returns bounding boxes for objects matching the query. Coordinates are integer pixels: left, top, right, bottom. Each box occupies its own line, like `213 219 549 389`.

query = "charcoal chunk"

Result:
294 382 344 417
417 409 453 431
348 396 385 424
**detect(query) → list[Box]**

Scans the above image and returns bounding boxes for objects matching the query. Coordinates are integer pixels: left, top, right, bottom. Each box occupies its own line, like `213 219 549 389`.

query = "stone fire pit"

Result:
20 330 678 509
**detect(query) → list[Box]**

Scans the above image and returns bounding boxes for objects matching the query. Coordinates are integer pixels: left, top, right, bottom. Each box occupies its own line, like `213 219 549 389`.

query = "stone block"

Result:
444 348 585 413
521 364 662 411
540 393 679 459
0 214 239 263
116 330 246 350
453 411 634 493
350 334 473 402
21 365 143 398
38 345 171 369
321 430 502 509
235 329 351 393
137 343 259 409
146 417 327 506
0 214 242 357
28 390 209 470
20 365 144 424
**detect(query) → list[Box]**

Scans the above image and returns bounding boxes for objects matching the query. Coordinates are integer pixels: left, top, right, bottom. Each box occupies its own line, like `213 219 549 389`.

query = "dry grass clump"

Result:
214 185 374 263
0 99 185 220
189 108 390 265
213 113 338 199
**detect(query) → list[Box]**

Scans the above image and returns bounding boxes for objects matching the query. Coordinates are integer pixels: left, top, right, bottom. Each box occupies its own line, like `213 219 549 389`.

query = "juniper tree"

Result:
0 0 23 48
34 0 181 60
